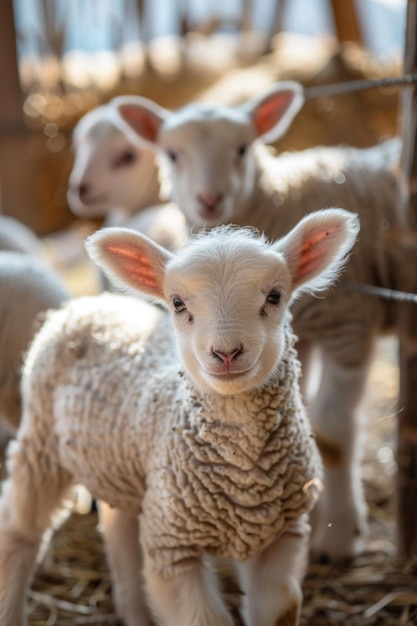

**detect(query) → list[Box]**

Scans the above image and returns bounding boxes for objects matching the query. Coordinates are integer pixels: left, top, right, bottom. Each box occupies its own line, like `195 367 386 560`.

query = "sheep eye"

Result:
173 296 186 312
266 289 281 305
167 150 178 163
113 149 137 168
237 145 247 157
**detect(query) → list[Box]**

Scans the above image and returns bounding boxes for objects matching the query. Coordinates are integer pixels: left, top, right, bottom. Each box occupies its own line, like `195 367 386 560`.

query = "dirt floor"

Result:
23 323 417 626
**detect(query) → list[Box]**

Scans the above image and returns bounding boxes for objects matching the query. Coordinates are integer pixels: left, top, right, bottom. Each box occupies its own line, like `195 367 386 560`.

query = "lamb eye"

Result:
112 149 137 168
237 145 247 157
167 150 178 163
266 289 281 305
173 296 186 312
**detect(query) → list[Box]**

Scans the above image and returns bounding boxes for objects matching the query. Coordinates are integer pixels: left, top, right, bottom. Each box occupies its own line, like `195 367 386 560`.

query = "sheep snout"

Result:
197 192 224 215
211 345 243 369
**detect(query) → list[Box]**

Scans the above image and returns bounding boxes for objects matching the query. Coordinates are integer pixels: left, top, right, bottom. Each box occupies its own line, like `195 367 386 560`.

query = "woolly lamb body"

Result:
22 294 317 568
249 140 400 342
0 209 358 626
113 85 402 558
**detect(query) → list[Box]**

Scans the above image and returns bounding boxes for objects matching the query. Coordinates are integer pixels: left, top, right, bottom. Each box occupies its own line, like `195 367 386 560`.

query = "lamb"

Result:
0 208 358 626
108 82 402 560
67 104 187 254
0 218 69 438
0 216 41 256
0 252 69 437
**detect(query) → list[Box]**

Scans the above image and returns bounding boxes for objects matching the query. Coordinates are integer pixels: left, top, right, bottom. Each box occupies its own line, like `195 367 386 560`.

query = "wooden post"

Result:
396 0 417 558
240 0 253 32
0 0 72 234
0 0 24 131
329 0 363 45
263 0 288 53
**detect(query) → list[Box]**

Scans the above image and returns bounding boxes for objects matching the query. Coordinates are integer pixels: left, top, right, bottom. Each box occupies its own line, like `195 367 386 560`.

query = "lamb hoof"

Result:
310 506 367 560
275 602 299 626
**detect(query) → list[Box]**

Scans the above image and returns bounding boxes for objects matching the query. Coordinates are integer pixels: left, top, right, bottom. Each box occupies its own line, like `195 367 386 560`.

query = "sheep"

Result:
0 208 359 626
0 252 69 438
67 104 188 292
109 82 402 560
0 216 41 256
67 104 187 254
0 219 69 439
67 104 161 221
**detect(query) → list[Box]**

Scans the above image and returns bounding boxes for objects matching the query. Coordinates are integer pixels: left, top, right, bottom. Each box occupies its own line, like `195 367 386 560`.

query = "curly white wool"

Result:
22 296 317 565
0 209 358 626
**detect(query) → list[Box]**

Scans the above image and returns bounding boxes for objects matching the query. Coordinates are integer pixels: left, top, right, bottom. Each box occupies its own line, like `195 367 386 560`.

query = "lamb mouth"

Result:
209 371 248 381
82 193 110 207
197 208 224 223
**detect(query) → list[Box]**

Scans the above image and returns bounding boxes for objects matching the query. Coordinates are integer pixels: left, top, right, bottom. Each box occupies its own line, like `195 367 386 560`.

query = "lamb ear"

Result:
110 96 169 147
274 209 360 297
240 81 304 143
85 227 173 301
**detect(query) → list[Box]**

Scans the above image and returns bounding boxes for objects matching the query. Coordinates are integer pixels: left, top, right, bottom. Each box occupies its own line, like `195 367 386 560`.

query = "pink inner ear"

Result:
296 225 338 279
104 242 161 292
119 106 160 143
253 90 295 136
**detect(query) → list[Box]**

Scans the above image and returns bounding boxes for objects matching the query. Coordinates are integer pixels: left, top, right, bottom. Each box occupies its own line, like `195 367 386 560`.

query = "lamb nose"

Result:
79 183 90 200
198 193 223 210
212 346 242 364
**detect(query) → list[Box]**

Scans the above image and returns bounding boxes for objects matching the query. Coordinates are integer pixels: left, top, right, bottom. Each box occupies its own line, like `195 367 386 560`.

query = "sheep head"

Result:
110 82 304 227
86 208 359 396
67 105 161 219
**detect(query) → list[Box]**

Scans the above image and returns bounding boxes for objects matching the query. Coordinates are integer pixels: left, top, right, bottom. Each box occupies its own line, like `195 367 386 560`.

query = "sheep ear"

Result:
111 96 169 147
274 209 360 297
85 227 173 301
241 81 304 143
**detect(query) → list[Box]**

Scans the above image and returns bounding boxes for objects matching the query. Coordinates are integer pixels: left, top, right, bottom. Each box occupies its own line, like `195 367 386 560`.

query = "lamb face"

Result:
111 82 304 227
87 207 360 397
158 105 256 226
67 105 160 218
163 233 292 395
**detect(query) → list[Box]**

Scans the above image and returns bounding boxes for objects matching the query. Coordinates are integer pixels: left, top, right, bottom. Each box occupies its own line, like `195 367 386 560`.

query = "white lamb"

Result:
67 104 187 254
0 219 69 438
0 208 358 626
0 216 41 256
110 82 402 559
0 252 69 438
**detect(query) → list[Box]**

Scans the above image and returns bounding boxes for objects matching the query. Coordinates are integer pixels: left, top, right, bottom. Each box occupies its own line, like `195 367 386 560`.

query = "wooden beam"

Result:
0 0 24 129
329 0 363 45
396 0 417 558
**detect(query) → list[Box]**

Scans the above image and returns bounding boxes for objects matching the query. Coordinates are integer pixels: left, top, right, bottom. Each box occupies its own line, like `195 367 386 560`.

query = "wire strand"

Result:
304 74 417 100
345 283 417 303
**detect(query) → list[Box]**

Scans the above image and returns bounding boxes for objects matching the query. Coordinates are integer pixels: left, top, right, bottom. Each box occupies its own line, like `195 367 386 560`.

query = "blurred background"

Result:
0 0 407 238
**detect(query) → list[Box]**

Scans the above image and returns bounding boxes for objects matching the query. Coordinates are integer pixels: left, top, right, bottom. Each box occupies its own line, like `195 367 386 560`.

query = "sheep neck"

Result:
181 323 302 470
234 144 296 238
236 141 401 254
